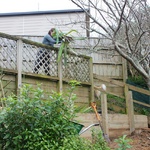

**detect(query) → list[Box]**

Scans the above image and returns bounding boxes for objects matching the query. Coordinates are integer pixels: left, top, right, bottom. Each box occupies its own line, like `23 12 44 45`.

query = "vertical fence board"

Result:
16 39 23 95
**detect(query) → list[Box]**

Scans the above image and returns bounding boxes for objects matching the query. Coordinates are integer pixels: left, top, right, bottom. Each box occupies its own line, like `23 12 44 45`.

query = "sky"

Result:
0 0 79 13
1 0 150 13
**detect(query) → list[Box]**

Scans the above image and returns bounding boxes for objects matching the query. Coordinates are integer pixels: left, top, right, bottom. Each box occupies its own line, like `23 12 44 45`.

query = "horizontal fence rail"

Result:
0 32 92 83
94 74 150 108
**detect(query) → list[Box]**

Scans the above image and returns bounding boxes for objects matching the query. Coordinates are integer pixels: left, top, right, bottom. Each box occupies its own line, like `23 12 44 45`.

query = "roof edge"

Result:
0 9 88 17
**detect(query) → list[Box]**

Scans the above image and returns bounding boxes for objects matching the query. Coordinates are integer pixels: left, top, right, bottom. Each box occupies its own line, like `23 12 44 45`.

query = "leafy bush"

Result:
127 76 147 88
91 129 110 150
0 83 110 149
0 84 78 149
115 135 132 150
59 130 110 150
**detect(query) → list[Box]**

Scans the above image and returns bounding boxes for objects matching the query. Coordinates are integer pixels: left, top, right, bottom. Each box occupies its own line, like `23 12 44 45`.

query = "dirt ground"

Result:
108 128 150 150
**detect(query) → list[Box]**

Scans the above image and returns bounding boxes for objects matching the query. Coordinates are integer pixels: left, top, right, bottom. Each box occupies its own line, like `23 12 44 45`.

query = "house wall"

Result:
0 9 88 37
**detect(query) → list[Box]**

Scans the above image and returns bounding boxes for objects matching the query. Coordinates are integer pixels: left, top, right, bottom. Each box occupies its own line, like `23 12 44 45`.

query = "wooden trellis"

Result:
0 32 94 105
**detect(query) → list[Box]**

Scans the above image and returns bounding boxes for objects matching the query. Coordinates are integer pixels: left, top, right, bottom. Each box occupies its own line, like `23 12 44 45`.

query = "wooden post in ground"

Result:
127 91 135 134
124 84 129 113
16 39 23 96
101 92 109 137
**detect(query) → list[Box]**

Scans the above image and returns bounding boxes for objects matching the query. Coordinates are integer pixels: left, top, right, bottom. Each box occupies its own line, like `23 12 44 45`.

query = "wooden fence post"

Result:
16 39 23 96
89 57 94 103
122 58 127 82
101 92 109 137
58 58 63 93
124 84 129 113
127 91 135 134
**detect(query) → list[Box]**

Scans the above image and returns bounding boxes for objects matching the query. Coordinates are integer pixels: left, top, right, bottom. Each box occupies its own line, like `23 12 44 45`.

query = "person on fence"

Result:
33 28 61 75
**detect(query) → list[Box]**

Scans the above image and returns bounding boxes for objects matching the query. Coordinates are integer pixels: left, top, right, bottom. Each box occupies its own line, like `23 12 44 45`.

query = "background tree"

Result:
70 0 150 89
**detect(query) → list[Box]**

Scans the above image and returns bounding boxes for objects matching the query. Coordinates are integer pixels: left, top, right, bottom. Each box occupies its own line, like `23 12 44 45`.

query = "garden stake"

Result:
91 102 110 143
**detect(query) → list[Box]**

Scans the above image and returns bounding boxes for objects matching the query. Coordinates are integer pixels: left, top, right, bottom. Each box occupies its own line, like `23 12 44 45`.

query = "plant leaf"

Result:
64 44 67 65
57 42 65 62
64 29 78 36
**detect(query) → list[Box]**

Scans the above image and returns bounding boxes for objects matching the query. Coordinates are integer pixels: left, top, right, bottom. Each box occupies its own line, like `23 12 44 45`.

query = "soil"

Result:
108 128 150 150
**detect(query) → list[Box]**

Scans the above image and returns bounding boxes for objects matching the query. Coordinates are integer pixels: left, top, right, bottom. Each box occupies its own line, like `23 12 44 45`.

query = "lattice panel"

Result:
0 35 91 83
0 37 17 70
62 53 90 82
22 43 58 77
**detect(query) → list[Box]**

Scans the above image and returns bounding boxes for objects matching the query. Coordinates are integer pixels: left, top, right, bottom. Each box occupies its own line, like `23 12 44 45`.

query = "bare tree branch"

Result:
70 0 150 89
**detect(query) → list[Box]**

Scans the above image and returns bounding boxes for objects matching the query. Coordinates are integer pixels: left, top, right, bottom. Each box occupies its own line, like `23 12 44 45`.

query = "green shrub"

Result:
59 129 110 150
0 83 110 149
115 135 132 150
127 76 147 88
0 84 78 149
91 129 110 150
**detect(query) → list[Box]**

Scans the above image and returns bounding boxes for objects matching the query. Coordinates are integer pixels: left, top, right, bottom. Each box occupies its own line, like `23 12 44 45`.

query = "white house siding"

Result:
0 9 88 37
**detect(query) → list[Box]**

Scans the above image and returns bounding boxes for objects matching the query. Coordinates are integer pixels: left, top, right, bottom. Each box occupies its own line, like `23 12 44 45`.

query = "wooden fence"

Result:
22 36 127 97
22 36 127 81
0 32 94 105
94 74 150 106
94 74 150 136
0 33 149 139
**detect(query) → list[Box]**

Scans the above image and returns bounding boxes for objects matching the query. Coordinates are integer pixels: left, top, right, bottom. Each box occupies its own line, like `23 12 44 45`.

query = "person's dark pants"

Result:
33 49 51 75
